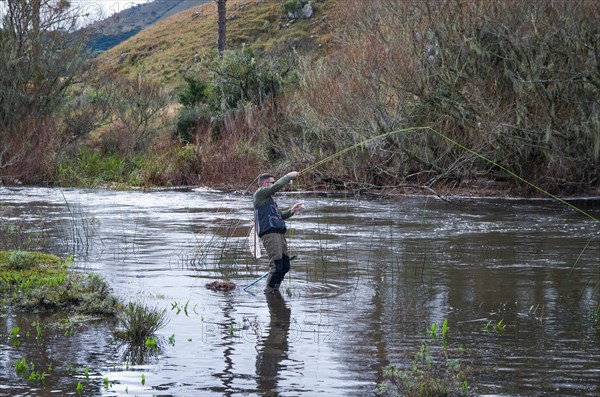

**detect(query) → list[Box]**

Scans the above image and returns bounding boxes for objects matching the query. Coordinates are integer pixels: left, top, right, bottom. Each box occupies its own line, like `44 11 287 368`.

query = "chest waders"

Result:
255 198 291 293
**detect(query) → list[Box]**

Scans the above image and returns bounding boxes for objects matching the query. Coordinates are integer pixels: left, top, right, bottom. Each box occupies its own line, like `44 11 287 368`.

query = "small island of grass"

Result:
0 250 119 315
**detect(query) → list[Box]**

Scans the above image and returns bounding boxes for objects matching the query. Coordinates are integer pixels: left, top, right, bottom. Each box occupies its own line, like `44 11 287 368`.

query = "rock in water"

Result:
205 281 236 292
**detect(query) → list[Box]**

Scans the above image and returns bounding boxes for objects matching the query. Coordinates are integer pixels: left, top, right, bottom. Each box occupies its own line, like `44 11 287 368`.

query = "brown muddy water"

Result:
0 186 599 396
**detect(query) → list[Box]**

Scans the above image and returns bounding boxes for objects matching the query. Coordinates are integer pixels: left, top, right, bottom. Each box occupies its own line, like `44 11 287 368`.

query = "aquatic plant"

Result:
442 320 448 339
462 380 469 395
171 301 182 315
430 323 437 339
64 326 75 337
34 320 42 339
9 326 20 346
145 336 158 351
430 319 449 339
28 369 46 384
61 194 101 257
118 340 161 366
483 319 507 333
15 357 28 377
376 346 473 396
376 321 476 397
114 301 169 343
484 320 492 332
186 209 263 280
441 319 449 348
496 319 506 332
2 195 101 257
14 357 47 384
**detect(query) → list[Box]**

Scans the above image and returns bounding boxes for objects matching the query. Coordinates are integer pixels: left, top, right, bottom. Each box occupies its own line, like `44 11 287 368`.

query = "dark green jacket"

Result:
253 175 293 237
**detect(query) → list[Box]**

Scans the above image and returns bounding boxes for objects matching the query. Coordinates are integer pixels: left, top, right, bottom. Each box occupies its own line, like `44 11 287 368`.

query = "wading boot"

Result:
264 258 285 293
263 283 280 294
282 254 291 277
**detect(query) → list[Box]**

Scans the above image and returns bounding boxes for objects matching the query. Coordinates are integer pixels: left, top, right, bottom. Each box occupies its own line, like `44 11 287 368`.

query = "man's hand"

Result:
286 171 299 179
291 202 303 214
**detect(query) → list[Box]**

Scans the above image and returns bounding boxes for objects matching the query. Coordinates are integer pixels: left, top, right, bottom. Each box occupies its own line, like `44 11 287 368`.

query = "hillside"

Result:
96 0 334 88
84 0 212 53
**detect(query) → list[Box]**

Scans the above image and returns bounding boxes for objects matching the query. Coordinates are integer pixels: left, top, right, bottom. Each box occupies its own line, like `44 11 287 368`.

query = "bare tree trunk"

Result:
32 0 41 41
31 0 42 104
216 0 227 58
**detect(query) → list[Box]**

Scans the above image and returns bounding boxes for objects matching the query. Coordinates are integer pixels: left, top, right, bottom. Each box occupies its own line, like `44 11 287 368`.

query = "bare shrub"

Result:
0 116 62 184
195 105 271 189
0 0 91 183
109 75 171 154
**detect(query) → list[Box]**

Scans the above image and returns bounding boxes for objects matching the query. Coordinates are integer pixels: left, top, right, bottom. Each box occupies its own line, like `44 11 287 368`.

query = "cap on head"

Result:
258 173 274 186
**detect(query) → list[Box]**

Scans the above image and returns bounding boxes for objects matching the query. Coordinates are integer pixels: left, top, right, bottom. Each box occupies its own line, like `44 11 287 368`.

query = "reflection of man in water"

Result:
256 293 291 394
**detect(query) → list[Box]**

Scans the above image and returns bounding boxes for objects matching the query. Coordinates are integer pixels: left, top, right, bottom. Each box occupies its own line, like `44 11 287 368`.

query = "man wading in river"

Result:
253 172 303 294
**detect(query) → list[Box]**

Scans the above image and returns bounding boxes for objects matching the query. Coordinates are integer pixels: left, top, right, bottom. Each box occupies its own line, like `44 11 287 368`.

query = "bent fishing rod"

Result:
297 125 599 224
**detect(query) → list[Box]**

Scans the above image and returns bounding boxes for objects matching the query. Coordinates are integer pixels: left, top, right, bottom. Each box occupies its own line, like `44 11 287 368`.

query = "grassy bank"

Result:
0 250 118 315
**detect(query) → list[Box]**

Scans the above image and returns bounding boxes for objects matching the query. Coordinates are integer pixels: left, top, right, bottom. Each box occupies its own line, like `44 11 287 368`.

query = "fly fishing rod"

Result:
297 125 599 224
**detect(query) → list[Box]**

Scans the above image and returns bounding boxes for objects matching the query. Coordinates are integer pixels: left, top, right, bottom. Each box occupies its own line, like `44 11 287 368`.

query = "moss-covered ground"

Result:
0 250 119 315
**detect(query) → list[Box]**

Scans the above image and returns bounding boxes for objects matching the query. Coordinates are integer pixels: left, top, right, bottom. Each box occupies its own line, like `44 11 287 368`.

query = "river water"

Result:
0 186 599 396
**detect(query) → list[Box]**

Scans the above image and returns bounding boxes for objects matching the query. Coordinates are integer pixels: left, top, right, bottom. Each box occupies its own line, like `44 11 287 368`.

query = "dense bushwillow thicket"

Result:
280 0 599 194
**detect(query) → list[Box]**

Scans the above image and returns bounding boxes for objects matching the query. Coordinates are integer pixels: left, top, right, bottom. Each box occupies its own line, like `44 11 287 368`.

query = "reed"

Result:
114 301 169 343
61 193 102 257
185 218 251 278
0 219 50 252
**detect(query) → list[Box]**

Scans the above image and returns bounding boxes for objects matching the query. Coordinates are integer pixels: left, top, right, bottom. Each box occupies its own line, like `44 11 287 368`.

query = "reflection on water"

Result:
0 187 599 396
256 293 291 395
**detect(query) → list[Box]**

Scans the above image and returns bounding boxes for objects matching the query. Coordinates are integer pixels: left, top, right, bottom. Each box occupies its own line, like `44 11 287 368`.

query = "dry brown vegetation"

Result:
1 0 598 197
279 0 600 195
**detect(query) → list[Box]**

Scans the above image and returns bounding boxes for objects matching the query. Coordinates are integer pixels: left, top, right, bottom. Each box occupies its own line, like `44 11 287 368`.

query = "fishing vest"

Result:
255 197 286 237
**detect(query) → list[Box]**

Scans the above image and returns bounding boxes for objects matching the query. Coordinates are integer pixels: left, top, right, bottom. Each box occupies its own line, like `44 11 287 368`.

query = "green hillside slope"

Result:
84 0 212 53
97 0 333 87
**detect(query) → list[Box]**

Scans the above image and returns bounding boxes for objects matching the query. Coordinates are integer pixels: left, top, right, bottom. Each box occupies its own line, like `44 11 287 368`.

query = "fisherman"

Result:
253 171 303 294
